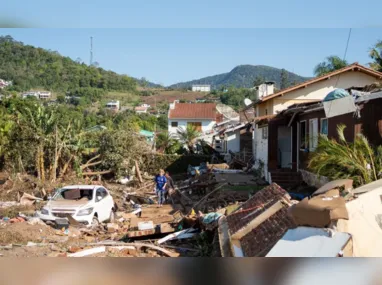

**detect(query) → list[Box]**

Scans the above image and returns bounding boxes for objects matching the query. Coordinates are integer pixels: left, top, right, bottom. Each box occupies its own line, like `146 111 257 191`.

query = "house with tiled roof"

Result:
168 101 221 136
243 63 382 182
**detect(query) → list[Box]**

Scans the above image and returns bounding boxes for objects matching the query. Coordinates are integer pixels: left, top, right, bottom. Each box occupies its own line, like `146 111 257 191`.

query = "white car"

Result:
38 185 116 227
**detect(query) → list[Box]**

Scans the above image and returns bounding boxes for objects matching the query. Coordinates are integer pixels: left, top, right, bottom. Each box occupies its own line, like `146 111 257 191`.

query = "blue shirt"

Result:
155 175 167 190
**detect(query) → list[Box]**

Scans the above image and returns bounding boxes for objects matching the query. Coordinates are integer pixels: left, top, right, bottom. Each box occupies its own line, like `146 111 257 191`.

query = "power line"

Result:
335 28 352 87
342 28 352 61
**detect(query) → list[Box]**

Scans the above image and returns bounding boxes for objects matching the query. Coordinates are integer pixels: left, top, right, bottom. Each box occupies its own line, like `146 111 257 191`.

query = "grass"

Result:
104 91 141 107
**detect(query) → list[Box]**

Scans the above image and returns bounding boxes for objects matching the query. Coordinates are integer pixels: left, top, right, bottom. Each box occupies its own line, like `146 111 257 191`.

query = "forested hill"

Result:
170 65 310 89
0 35 143 92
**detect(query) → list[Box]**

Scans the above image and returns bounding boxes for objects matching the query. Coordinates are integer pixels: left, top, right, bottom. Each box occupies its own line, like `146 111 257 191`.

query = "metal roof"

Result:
266 227 351 257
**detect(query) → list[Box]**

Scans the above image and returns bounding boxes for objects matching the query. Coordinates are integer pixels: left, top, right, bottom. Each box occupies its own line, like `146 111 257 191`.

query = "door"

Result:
277 126 292 168
94 187 111 222
187 122 202 132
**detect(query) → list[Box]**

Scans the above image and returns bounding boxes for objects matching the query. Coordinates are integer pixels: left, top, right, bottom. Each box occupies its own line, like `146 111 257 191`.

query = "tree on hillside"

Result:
177 125 200 154
253 76 265 87
314 56 348 77
369 40 382 72
280 69 289 89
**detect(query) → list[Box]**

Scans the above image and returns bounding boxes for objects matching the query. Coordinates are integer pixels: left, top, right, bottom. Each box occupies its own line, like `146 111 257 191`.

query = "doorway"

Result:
277 126 292 169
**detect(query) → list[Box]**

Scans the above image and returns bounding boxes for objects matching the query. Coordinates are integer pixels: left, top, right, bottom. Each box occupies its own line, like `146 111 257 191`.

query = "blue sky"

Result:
1 28 380 85
1 0 382 28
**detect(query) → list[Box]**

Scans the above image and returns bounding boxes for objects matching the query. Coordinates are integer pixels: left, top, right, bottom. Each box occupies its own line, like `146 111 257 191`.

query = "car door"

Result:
94 187 109 222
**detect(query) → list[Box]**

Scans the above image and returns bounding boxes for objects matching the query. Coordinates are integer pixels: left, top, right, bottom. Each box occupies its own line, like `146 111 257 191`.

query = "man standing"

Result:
154 169 167 207
165 171 175 203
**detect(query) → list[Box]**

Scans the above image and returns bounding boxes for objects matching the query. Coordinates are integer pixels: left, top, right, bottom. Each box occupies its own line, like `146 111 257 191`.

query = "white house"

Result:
168 101 218 137
0 79 12 89
243 63 382 181
192 84 211 92
106 100 120 111
135 106 148 114
22 91 51 100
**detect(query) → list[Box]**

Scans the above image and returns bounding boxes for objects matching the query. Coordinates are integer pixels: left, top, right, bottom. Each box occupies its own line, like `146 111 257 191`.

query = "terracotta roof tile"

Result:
226 183 295 256
168 103 217 119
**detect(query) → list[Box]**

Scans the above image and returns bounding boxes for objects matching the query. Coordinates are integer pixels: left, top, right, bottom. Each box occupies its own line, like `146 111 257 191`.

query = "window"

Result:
309 118 318 151
171 121 178 127
261 126 268 139
300 121 307 149
320 118 328 135
96 188 108 201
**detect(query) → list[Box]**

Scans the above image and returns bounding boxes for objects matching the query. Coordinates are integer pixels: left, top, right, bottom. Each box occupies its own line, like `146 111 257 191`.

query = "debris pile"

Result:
1 161 382 257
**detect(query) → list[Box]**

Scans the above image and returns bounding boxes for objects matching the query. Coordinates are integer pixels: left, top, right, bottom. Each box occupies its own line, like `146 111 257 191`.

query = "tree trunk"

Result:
36 146 41 181
51 125 58 182
59 155 74 179
39 144 45 183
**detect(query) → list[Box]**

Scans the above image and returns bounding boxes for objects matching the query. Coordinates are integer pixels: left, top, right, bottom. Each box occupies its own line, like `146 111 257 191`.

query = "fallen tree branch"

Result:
76 242 179 257
188 183 227 215
82 170 112 176
80 154 101 170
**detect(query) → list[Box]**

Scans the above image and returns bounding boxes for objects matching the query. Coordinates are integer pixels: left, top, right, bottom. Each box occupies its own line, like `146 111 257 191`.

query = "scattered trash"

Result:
20 192 43 206
138 221 154 231
27 217 46 226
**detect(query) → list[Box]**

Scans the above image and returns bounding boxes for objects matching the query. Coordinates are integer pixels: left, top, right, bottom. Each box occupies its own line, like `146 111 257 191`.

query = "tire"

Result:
108 210 115 223
91 216 99 228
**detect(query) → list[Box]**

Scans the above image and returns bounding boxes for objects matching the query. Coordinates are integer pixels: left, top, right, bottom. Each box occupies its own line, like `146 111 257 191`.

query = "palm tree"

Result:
156 132 178 154
177 125 201 154
314 56 348 77
308 124 382 187
369 40 382 72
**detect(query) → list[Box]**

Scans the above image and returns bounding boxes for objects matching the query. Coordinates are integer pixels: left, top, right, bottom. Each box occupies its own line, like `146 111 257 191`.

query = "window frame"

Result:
261 126 268 139
171 121 178 127
300 120 307 150
320 118 329 135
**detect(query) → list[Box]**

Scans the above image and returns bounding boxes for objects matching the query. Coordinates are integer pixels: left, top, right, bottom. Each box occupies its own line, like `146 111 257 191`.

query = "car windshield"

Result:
53 188 94 201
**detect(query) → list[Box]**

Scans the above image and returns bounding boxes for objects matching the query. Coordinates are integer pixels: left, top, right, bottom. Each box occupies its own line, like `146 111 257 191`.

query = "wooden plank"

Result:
135 160 143 183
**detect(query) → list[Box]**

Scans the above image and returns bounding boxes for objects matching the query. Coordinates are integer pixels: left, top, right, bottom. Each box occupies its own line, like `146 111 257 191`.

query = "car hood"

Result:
47 199 92 210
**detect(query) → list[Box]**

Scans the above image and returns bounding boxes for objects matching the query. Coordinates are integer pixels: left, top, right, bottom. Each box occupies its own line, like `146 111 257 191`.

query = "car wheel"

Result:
91 216 99 228
108 210 115 223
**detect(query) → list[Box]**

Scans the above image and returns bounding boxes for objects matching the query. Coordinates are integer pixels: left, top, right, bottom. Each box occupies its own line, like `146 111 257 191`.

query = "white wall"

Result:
168 119 216 136
273 71 378 114
225 130 241 153
254 125 269 180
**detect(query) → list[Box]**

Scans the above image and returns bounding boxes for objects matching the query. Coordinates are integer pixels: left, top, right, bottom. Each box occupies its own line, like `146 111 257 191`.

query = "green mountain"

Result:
170 65 311 89
0 35 159 92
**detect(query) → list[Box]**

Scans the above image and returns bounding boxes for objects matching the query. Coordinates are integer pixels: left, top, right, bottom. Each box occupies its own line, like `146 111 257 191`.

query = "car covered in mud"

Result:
37 185 116 227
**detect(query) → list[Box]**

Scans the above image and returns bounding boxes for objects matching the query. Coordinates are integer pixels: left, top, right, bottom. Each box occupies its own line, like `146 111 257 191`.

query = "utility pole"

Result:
90 36 93 66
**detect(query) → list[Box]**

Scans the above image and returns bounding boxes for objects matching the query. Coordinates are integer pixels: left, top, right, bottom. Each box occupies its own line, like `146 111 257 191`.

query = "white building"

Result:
168 101 218 137
192 84 211 92
22 91 51 100
141 104 151 108
106 100 120 111
135 106 148 114
0 79 12 89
